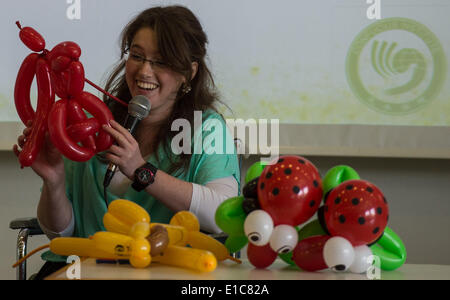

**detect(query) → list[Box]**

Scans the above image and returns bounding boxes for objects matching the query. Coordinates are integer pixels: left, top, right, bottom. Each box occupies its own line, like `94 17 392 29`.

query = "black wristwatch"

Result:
132 162 158 192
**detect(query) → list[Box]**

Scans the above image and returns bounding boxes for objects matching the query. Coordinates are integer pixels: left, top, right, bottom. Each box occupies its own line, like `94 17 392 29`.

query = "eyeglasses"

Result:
123 49 170 71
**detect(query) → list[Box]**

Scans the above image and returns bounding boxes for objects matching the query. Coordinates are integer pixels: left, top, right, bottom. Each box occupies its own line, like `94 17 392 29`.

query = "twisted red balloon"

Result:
14 22 120 166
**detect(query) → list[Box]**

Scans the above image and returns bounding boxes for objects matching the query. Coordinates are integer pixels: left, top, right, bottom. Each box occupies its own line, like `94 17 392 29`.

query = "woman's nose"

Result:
137 60 155 75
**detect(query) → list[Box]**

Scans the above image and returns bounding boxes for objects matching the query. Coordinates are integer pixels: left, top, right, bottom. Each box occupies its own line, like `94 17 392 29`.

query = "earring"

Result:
181 83 192 95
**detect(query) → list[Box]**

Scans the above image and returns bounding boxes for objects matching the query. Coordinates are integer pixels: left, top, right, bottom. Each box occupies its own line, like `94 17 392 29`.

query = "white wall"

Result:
1 151 450 279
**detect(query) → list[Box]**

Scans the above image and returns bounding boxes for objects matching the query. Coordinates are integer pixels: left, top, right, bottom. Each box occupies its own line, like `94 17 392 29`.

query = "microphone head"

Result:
128 95 151 120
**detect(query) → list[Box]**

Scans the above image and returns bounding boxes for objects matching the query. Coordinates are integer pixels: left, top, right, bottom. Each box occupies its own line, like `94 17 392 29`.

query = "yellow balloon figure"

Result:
13 199 240 272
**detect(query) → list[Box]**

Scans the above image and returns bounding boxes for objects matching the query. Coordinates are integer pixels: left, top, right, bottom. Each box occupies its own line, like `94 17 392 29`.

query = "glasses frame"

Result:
123 48 171 71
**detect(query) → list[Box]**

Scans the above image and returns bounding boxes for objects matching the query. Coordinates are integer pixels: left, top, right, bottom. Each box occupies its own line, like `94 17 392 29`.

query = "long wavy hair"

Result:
103 6 223 175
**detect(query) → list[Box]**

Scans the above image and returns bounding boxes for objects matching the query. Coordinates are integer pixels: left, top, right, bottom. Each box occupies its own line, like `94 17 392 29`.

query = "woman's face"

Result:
125 27 184 116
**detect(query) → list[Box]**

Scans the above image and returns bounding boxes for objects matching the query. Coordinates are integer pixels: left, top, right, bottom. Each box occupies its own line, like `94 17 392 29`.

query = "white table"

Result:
46 258 450 280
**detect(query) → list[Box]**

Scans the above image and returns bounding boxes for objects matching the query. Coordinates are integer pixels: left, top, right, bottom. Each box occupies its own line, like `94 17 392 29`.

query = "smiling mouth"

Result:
136 80 159 91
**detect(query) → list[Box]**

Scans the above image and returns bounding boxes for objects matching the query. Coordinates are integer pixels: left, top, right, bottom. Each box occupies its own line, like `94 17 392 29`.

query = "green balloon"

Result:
225 235 249 253
278 220 327 266
298 219 327 240
370 227 407 271
215 196 249 253
215 196 246 235
245 161 268 184
322 165 360 194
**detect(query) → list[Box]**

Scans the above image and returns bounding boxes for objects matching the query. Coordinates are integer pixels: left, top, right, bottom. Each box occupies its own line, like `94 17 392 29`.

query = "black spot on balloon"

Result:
313 180 319 187
358 217 365 225
266 172 272 179
346 184 353 190
352 198 360 206
335 265 346 271
339 215 346 223
278 158 284 163
335 197 341 205
260 182 265 190
373 227 380 234
383 196 387 204
284 168 292 175
298 159 305 164
366 187 374 193
293 186 300 194
309 200 315 207
272 188 279 196
377 207 382 215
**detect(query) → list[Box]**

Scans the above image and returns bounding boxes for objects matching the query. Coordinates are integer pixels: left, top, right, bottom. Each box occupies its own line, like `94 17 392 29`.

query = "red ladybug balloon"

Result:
257 156 323 226
323 179 389 246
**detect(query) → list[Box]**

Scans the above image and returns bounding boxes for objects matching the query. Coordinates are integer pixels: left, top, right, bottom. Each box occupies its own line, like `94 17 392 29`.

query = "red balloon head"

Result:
322 179 389 246
257 156 323 226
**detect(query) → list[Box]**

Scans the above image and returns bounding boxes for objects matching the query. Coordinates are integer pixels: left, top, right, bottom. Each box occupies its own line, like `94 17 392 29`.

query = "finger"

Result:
102 124 130 147
108 144 124 157
109 119 135 144
104 152 121 166
13 144 20 157
18 135 26 148
23 126 32 137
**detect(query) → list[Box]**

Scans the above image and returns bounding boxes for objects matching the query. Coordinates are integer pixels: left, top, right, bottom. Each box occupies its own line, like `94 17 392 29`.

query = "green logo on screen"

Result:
346 18 446 115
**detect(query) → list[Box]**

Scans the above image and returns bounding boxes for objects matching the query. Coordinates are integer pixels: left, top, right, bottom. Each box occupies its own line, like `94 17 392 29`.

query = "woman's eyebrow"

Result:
130 44 162 58
130 44 145 51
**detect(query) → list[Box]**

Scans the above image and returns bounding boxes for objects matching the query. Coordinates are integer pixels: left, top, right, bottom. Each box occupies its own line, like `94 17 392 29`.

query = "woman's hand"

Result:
102 119 146 179
13 120 64 185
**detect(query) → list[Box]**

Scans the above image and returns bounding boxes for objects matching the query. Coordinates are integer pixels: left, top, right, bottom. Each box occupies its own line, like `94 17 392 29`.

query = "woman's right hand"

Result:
13 120 65 185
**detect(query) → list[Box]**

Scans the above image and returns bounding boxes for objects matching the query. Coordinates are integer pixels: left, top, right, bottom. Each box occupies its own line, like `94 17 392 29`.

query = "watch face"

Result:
137 168 152 183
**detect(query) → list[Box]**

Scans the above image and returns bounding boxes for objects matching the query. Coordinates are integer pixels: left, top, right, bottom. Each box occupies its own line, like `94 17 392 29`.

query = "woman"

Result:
13 5 240 278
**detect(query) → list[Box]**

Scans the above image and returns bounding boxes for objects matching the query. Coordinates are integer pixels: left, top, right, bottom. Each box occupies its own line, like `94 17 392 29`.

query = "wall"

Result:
1 151 449 279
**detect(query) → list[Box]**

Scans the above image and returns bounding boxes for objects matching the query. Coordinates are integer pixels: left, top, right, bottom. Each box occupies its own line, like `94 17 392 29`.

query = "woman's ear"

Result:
191 61 198 80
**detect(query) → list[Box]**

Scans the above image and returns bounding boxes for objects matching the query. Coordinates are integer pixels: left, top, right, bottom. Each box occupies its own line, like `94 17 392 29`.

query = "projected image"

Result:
346 17 446 115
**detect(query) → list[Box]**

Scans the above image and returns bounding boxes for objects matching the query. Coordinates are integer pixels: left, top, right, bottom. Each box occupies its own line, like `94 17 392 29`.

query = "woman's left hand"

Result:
102 119 146 179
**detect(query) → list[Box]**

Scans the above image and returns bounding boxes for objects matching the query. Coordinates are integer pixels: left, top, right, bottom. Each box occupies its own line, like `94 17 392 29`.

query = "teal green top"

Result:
42 109 240 262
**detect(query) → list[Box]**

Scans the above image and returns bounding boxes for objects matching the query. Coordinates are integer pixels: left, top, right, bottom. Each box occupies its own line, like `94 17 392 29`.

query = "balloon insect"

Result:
292 166 405 273
215 161 407 273
14 22 127 167
216 155 323 268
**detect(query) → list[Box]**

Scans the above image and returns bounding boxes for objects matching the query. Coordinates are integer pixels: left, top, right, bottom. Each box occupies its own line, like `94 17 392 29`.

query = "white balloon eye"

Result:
323 237 355 272
244 210 274 246
349 245 373 274
269 225 298 254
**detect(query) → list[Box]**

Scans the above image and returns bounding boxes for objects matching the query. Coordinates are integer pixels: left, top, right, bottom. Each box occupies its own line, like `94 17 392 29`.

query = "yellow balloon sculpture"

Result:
13 199 240 272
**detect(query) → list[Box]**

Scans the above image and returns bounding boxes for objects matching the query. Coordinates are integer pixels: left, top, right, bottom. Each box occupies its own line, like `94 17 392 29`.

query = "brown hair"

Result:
103 5 224 175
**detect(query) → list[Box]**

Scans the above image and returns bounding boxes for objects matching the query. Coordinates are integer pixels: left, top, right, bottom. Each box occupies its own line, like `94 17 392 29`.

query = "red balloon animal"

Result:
14 22 114 167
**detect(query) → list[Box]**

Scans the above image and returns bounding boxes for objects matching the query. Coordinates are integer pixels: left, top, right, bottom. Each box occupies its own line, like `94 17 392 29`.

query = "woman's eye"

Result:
153 60 167 68
130 53 144 61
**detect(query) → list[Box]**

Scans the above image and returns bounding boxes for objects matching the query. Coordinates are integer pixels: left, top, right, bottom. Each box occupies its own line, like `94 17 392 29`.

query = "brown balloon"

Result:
148 225 169 256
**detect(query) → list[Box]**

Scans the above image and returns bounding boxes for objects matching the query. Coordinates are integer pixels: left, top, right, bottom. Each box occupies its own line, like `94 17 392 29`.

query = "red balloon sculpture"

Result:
14 22 125 167
245 155 323 268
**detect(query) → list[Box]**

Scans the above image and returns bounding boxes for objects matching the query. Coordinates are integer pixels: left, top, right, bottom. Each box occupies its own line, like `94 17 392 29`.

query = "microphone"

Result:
103 95 151 188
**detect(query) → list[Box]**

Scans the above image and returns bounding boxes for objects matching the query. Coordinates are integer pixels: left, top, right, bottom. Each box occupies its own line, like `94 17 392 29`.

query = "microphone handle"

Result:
103 115 141 188
123 114 140 136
